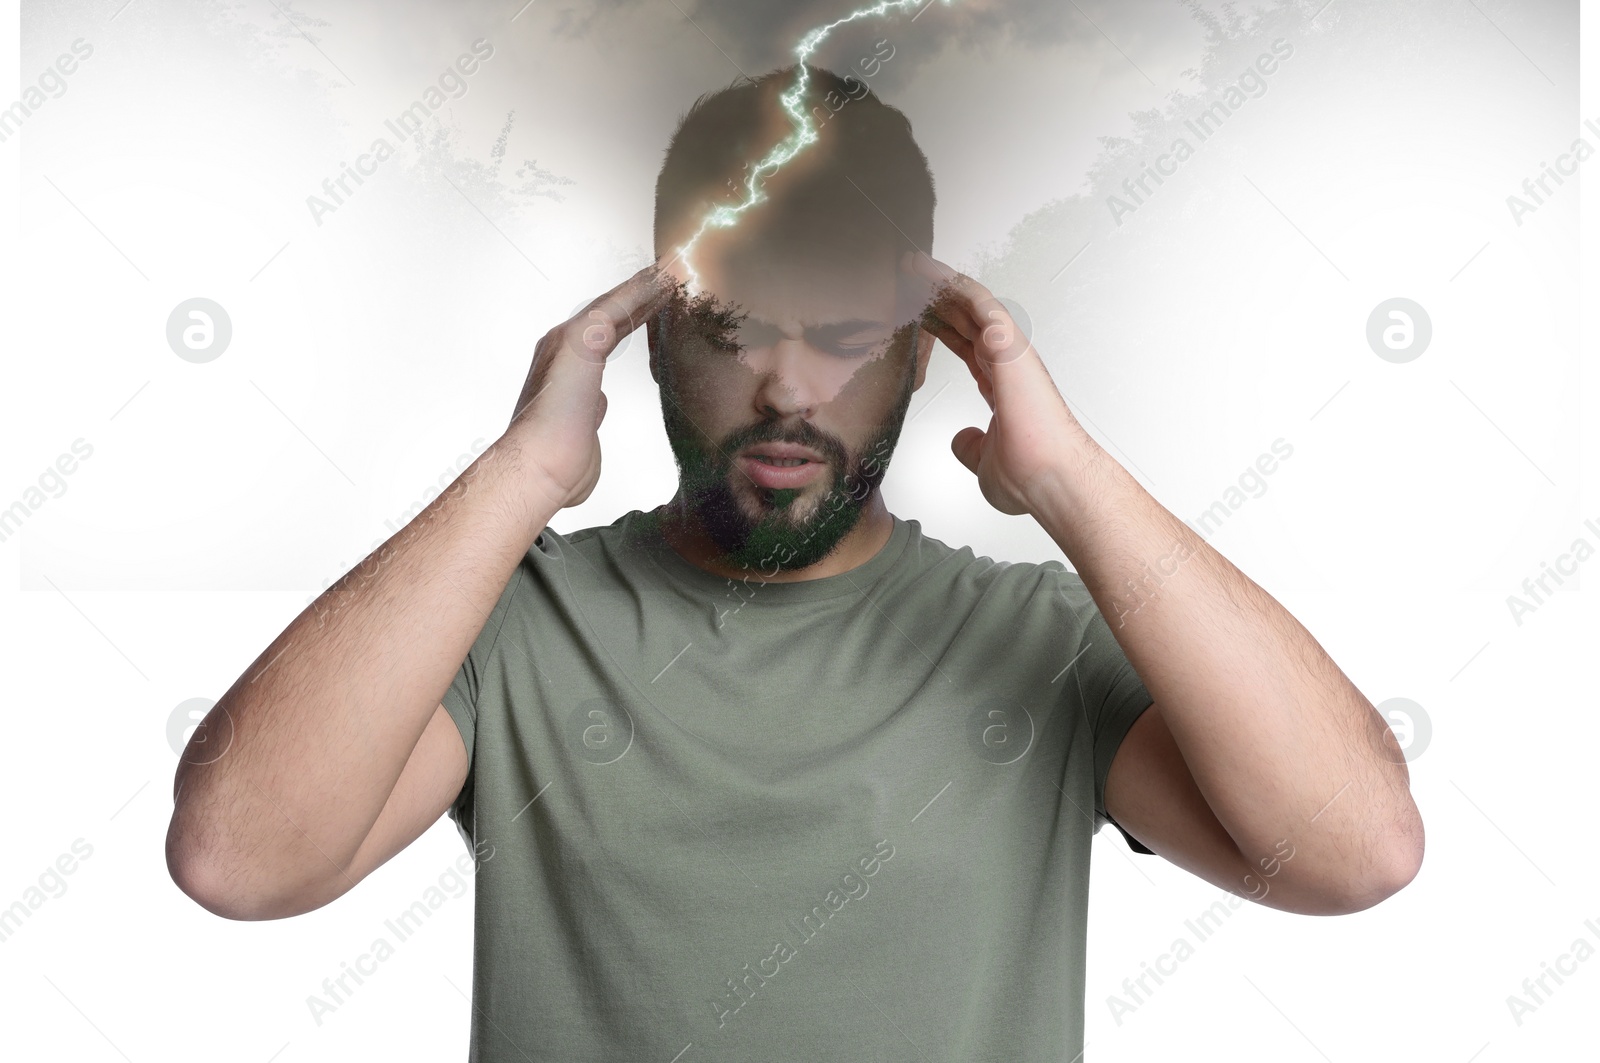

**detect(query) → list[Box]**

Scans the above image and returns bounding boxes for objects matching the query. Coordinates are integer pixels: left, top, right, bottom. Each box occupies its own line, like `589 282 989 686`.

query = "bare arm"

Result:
165 261 680 920
910 253 1423 911
165 433 560 919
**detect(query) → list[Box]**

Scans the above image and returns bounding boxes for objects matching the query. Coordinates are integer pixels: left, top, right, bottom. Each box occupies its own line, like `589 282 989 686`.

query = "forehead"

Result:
691 231 903 329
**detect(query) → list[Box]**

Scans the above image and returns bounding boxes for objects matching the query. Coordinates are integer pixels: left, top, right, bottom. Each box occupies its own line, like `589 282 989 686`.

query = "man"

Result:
166 64 1424 1061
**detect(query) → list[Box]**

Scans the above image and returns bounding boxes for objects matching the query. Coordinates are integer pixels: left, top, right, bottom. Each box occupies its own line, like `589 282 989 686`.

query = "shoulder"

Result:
528 509 638 564
887 520 1098 633
891 517 1048 589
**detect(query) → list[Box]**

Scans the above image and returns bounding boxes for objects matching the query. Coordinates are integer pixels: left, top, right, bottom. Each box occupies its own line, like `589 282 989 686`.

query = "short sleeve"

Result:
440 562 525 847
1052 569 1157 855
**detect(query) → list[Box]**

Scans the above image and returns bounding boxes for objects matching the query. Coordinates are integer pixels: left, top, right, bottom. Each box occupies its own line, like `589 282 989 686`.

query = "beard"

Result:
657 340 917 575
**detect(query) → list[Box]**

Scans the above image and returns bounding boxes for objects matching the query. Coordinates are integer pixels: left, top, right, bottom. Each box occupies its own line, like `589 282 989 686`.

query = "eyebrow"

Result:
738 317 894 337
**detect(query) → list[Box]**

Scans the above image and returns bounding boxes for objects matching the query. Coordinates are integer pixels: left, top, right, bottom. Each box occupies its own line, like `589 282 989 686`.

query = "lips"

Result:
738 442 826 490
743 443 825 464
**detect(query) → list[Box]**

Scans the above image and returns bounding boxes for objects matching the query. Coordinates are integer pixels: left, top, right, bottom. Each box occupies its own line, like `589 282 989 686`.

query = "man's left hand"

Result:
908 251 1089 516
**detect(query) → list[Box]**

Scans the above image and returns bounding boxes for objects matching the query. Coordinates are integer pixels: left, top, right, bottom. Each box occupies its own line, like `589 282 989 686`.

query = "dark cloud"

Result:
559 0 1198 89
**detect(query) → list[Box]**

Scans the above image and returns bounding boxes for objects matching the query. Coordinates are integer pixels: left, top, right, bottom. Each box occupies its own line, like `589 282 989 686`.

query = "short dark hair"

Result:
653 62 935 263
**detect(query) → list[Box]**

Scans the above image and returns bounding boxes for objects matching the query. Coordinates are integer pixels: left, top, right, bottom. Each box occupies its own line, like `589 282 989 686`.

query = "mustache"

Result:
717 421 845 467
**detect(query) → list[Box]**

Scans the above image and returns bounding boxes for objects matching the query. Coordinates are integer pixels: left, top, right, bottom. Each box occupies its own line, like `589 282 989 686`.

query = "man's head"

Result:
647 63 937 574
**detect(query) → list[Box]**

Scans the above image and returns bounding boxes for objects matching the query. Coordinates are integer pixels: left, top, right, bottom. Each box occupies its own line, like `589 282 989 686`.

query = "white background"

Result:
0 0 1594 1060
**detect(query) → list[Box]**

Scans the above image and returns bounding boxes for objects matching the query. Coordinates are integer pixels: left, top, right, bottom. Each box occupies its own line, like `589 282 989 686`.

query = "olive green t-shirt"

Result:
442 507 1155 1062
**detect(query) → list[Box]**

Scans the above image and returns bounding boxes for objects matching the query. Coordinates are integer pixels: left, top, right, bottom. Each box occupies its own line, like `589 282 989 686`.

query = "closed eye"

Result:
712 319 893 358
813 322 893 358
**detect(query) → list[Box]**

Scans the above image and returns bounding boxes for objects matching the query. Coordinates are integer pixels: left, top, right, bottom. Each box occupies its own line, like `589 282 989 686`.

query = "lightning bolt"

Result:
669 0 951 295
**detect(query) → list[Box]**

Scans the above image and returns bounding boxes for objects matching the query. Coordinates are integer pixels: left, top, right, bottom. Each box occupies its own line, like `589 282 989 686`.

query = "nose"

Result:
745 337 841 417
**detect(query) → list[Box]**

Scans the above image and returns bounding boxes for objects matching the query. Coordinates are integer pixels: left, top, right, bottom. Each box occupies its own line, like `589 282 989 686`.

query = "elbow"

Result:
167 850 261 922
1331 822 1426 915
1330 863 1418 914
166 818 309 922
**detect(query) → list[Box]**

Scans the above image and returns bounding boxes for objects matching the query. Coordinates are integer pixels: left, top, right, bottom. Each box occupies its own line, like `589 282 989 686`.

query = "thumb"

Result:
951 426 984 475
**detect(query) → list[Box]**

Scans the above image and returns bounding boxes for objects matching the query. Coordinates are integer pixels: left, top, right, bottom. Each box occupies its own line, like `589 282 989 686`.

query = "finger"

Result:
925 288 986 350
921 311 994 410
910 254 1033 368
968 299 1033 366
911 254 990 339
903 253 993 402
931 284 1020 365
919 307 972 359
598 259 682 325
903 252 982 336
906 249 962 288
915 264 985 350
951 425 984 475
565 261 685 364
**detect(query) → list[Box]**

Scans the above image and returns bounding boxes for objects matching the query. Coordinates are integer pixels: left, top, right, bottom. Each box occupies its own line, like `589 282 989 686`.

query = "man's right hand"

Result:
506 259 684 511
165 257 689 922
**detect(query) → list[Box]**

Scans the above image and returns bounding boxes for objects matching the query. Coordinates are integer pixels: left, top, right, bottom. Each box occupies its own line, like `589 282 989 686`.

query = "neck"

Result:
657 491 894 582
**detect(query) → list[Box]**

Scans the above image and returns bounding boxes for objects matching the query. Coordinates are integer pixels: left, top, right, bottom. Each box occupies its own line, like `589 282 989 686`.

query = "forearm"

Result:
1030 420 1422 901
166 429 560 911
